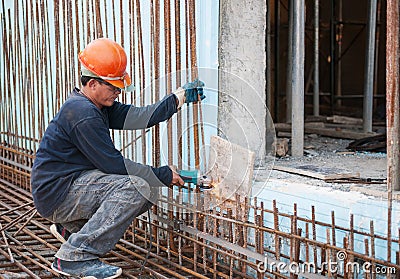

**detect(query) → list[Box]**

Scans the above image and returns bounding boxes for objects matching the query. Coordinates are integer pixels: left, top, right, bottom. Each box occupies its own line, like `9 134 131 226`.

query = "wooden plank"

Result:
273 164 360 180
327 115 363 125
274 123 377 140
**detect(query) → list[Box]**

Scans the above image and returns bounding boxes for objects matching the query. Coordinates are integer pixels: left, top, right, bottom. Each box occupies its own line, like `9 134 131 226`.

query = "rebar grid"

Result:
1 146 400 277
1 0 400 278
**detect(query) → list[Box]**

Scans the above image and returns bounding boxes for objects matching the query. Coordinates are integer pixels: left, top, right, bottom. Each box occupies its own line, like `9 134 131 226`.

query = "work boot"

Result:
50 223 71 243
52 257 122 279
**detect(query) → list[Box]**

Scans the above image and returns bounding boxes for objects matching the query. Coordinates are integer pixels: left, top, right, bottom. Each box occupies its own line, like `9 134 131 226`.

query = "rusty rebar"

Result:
371 220 376 279
364 238 370 279
349 213 354 278
0 222 13 263
0 207 36 233
13 208 37 237
1 2 400 279
0 248 40 278
312 206 317 269
387 0 400 192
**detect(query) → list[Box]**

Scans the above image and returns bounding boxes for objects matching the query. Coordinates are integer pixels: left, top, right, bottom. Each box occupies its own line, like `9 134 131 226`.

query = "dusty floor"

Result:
255 134 395 200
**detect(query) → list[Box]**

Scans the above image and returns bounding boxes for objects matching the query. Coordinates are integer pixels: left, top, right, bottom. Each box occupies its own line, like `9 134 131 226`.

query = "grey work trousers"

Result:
47 169 153 261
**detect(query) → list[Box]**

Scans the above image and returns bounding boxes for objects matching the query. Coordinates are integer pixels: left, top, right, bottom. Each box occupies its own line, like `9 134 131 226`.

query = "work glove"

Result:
174 79 206 109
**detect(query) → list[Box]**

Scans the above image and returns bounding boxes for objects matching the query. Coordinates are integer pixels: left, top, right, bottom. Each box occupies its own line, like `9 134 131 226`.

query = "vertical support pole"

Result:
266 0 272 112
291 0 304 157
373 0 382 107
313 0 320 116
363 0 378 132
336 0 343 107
386 0 400 192
266 1 275 155
274 0 280 121
286 0 293 123
330 0 336 113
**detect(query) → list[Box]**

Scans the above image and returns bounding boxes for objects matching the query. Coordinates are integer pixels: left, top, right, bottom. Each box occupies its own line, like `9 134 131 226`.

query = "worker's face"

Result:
93 79 122 108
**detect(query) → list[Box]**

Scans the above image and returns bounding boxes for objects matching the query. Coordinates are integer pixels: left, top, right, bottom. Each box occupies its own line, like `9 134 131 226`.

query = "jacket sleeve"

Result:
70 116 172 186
108 94 178 129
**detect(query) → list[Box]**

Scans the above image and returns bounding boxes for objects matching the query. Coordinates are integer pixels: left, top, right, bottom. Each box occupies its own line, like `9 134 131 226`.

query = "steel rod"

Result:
290 0 305 157
275 0 281 121
363 0 378 132
286 0 293 123
0 223 13 263
13 209 37 237
336 0 343 107
386 0 400 192
313 0 320 116
0 248 40 278
175 0 183 170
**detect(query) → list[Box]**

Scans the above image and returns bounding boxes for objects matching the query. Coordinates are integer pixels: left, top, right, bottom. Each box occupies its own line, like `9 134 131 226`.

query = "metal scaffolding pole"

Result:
266 1 275 155
336 0 343 108
386 0 400 192
291 0 305 157
363 0 378 132
330 0 336 114
274 0 280 121
266 1 272 112
313 0 319 116
286 0 293 123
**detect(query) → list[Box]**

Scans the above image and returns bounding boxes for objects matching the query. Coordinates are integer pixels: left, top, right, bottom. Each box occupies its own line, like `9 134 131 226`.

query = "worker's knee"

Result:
131 176 151 202
114 176 150 204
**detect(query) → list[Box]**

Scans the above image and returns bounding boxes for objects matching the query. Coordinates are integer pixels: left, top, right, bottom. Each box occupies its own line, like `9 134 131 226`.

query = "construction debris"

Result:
275 122 379 140
273 164 360 180
347 133 387 153
272 138 289 157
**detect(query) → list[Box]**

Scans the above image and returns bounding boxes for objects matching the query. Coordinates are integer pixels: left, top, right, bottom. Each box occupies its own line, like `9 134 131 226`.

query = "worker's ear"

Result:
87 78 98 90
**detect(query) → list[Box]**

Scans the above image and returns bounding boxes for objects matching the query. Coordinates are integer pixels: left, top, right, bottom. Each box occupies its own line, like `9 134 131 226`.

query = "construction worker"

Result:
31 38 205 279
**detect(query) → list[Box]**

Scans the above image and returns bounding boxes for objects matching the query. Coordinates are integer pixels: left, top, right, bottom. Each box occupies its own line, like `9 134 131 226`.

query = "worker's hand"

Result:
174 79 205 109
169 165 184 186
183 79 205 103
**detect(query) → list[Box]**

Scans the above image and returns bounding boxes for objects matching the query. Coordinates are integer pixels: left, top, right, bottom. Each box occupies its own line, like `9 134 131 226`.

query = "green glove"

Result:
182 79 206 103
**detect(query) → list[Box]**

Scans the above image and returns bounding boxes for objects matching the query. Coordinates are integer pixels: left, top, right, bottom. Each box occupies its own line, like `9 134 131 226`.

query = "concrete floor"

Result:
254 135 393 199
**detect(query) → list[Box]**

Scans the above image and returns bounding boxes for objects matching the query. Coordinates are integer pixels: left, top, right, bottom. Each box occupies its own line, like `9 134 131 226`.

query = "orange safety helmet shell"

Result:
78 38 133 91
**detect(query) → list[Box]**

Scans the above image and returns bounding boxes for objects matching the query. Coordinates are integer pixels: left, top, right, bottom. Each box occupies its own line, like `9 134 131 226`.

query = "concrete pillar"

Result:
218 0 267 163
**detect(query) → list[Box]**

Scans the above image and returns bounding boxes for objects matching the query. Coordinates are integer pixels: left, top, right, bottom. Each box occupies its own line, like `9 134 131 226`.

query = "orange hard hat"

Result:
78 38 134 91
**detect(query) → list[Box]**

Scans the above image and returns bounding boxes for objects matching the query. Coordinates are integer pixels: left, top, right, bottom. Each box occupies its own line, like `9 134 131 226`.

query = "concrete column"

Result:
218 0 267 163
